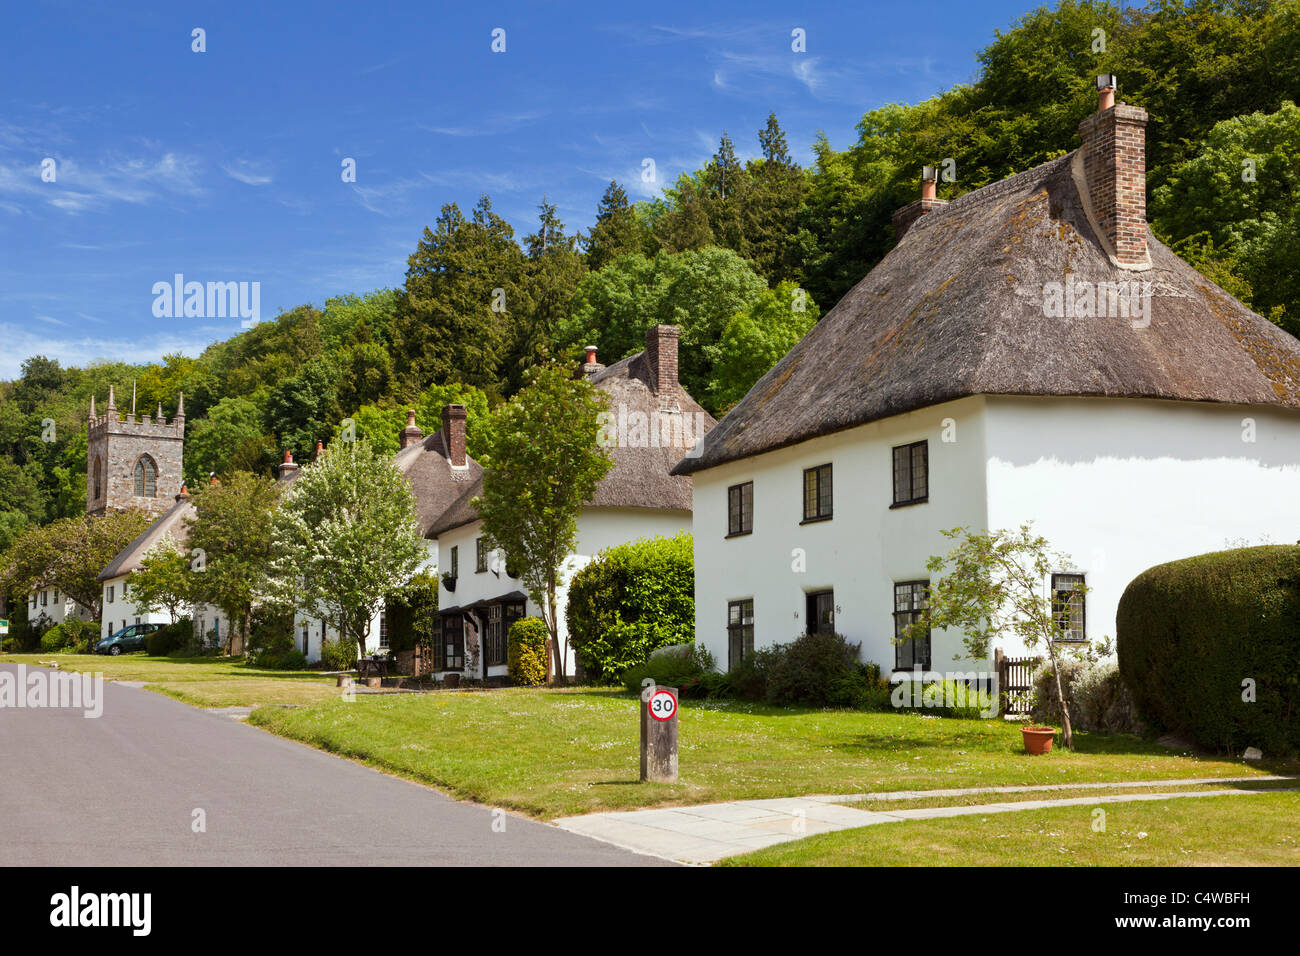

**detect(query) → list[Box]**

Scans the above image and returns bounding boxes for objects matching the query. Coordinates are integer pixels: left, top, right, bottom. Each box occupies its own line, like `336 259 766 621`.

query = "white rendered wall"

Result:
983 396 1300 654
100 575 172 639
691 398 990 675
435 508 692 680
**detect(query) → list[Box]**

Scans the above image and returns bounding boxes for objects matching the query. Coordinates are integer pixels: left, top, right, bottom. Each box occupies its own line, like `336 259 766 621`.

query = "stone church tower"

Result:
86 386 185 518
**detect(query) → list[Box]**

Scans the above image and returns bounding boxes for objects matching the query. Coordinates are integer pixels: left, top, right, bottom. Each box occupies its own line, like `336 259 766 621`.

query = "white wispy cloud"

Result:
221 159 274 186
0 151 205 213
0 322 221 380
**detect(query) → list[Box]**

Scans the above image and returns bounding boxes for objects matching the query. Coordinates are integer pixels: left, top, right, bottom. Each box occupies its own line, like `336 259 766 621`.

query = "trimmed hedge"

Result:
1117 545 1300 754
566 532 694 684
508 617 549 686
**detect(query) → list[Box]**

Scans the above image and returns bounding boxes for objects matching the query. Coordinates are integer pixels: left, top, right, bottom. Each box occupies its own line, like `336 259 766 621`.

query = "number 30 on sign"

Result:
648 689 677 721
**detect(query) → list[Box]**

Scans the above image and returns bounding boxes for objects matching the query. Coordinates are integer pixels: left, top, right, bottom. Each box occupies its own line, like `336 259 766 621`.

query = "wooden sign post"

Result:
640 684 679 783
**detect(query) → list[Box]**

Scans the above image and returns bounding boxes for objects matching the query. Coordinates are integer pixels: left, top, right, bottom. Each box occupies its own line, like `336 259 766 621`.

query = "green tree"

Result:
472 365 614 682
584 180 643 270
337 341 396 413
186 471 283 655
745 112 807 283
559 247 768 411
0 511 150 617
393 196 527 394
269 440 425 659
265 356 341 463
129 535 192 624
708 280 819 412
187 395 275 484
1152 100 1300 332
904 524 1111 750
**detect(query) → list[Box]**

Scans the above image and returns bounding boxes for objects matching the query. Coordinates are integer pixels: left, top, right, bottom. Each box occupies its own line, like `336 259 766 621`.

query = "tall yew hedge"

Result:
1117 546 1300 755
566 532 694 684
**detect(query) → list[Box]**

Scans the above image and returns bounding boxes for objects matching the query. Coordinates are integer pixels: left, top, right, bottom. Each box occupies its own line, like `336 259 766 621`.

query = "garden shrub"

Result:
508 617 550 686
249 608 295 658
1117 545 1300 754
321 637 358 670
893 678 994 718
765 631 868 707
255 647 308 670
1029 661 1143 733
566 532 694 684
145 620 189 656
39 624 73 652
622 643 716 694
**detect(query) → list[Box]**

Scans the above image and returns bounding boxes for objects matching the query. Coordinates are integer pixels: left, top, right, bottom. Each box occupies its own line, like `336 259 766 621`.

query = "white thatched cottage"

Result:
421 325 716 681
673 76 1300 679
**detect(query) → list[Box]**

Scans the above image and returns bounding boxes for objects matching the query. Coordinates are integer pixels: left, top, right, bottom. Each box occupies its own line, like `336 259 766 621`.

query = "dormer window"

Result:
133 456 158 497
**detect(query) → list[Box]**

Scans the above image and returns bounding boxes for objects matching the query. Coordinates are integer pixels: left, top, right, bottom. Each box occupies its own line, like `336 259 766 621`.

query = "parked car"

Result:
95 623 163 655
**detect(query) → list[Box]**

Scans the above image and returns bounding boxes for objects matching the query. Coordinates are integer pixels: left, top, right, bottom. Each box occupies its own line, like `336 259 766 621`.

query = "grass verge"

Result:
245 687 1296 819
719 791 1300 866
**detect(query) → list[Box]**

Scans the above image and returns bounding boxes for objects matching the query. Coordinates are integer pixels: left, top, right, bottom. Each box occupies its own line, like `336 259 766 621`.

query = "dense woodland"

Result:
3 0 1299 555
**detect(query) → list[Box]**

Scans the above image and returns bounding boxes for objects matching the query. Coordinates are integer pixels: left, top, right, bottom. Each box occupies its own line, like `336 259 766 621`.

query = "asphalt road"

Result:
0 663 665 866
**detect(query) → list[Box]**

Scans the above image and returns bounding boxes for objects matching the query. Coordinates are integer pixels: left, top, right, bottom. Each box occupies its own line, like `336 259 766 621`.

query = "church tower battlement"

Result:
86 386 185 518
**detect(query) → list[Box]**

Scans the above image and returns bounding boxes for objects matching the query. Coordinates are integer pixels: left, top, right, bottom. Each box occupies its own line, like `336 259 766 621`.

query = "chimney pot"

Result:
400 408 425 450
892 166 950 241
441 404 467 467
1078 75 1149 267
277 449 299 481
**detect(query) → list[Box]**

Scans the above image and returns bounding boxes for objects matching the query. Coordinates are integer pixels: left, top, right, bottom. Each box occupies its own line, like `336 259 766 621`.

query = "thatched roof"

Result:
674 152 1300 475
425 347 716 538
98 497 194 581
393 429 483 536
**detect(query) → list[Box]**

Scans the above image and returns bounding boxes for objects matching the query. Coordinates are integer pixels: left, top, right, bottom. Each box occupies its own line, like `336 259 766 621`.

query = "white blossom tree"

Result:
268 440 425 660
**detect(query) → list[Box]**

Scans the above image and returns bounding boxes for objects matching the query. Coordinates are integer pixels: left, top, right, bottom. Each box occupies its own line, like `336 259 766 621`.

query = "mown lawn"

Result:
0 652 339 708
245 688 1296 819
719 791 1300 866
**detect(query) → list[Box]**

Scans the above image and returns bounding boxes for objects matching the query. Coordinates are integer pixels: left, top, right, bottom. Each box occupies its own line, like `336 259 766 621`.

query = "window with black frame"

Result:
727 599 754 668
1052 573 1086 643
727 481 753 536
802 464 832 522
893 580 930 669
476 537 488 573
440 614 465 670
891 441 928 506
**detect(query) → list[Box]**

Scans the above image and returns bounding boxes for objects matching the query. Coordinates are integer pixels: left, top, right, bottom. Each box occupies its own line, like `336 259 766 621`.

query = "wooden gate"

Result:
995 650 1039 716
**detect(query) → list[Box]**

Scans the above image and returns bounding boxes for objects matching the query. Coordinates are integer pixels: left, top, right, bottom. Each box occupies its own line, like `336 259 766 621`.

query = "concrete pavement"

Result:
553 778 1300 864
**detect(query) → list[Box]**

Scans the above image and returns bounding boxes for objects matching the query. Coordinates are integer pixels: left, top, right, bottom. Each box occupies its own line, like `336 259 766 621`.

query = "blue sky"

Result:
0 0 1043 379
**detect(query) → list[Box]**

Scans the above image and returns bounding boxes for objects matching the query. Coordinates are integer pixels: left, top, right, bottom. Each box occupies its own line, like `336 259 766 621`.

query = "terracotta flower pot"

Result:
1021 726 1056 755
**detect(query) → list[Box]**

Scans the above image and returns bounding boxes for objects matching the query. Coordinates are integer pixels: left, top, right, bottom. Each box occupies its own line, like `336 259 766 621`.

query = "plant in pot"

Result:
896 523 1115 752
441 571 457 593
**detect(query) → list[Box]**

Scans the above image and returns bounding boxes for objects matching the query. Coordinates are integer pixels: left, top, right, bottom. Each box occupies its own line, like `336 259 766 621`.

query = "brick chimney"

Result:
891 166 949 241
1076 74 1150 268
400 409 424 449
644 325 680 395
277 450 299 482
578 345 605 379
441 404 467 467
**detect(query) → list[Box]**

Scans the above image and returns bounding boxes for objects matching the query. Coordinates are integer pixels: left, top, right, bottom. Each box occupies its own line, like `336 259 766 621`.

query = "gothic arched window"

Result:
133 457 157 497
92 456 103 500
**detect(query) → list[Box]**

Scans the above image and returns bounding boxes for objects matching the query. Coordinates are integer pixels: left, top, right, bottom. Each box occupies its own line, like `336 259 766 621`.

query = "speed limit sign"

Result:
648 688 678 721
